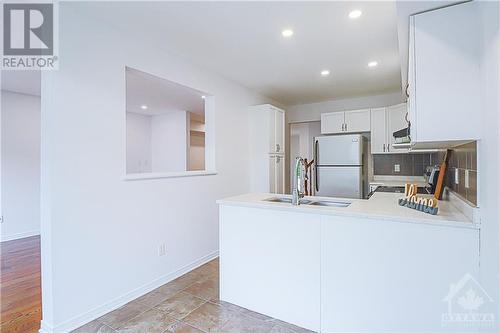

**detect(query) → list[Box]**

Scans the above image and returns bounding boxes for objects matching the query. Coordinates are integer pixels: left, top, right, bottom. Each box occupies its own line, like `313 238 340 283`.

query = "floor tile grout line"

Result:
82 261 221 332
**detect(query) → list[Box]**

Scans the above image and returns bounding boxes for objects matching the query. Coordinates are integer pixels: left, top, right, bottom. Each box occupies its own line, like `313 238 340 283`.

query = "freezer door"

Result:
315 135 363 166
315 166 363 199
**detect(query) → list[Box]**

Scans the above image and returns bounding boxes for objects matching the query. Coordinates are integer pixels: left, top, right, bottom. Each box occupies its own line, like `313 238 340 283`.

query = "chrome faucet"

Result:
292 157 306 205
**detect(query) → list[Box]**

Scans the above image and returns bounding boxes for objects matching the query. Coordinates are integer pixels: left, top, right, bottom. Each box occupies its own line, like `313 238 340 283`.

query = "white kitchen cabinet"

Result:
321 109 370 134
250 104 286 194
321 215 479 332
371 103 408 154
274 108 285 154
268 155 285 194
220 206 321 332
408 2 480 148
344 109 371 133
321 111 344 134
370 108 387 154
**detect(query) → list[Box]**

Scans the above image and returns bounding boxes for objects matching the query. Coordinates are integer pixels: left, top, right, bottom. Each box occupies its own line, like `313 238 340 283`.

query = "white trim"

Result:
38 320 54 333
123 170 217 181
1 230 40 242
40 251 218 333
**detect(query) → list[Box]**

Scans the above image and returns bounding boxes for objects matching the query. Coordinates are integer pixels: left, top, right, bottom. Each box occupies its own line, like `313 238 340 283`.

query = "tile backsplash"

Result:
373 142 478 206
440 141 477 206
373 153 439 177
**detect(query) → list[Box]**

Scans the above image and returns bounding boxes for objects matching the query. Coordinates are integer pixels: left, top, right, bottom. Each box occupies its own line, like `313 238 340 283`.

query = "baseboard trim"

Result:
1 230 40 242
39 320 54 333
42 251 219 333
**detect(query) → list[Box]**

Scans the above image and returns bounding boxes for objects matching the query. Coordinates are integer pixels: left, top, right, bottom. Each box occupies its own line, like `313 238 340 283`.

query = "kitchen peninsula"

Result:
217 192 479 332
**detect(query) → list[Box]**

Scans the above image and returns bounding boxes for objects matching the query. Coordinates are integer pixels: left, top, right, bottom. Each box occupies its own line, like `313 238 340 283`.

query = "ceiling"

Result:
71 1 403 106
126 67 206 116
1 71 41 96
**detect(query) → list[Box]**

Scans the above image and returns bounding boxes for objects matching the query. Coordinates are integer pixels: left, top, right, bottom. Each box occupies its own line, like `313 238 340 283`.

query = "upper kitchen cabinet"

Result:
249 104 286 155
371 103 409 154
408 2 480 148
321 109 370 134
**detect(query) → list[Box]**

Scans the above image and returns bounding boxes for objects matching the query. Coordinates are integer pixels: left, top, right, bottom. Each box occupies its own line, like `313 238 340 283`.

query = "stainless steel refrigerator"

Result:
313 134 367 199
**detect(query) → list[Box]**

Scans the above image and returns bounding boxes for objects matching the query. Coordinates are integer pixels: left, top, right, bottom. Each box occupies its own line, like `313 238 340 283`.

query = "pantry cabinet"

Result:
408 2 480 147
249 104 286 194
321 109 370 134
371 103 408 154
269 155 285 194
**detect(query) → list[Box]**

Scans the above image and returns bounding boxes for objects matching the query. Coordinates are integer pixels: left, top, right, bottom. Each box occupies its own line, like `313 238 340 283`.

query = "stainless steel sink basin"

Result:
264 197 312 205
309 200 351 208
263 197 349 207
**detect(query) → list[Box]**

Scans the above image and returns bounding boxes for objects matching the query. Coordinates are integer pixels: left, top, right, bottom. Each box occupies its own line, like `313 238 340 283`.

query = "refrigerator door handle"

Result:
314 140 319 192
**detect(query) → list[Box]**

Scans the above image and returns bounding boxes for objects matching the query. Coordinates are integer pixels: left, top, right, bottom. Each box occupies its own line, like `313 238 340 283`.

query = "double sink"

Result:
264 197 351 208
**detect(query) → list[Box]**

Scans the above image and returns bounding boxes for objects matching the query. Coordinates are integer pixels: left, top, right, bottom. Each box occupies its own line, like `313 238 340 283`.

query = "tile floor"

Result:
72 258 314 333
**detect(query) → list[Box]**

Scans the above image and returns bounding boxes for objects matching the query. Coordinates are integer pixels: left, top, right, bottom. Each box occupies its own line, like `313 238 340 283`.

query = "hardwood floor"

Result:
1 236 42 333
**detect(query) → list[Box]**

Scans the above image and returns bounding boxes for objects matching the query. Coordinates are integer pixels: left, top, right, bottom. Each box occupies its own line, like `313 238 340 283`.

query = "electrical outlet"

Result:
465 170 470 188
158 244 167 257
455 168 459 184
394 164 400 173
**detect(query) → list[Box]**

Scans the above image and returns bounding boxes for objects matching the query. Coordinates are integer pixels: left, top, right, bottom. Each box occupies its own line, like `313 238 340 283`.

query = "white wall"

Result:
40 6 274 332
286 91 404 123
151 111 187 173
126 112 152 174
1 90 40 241
478 1 500 329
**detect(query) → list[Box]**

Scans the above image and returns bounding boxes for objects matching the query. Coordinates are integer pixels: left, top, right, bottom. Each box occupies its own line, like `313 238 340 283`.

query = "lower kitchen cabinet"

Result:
320 215 479 332
220 203 480 333
220 206 321 331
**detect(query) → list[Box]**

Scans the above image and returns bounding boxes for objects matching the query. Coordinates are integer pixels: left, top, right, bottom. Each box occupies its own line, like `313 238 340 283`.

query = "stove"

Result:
374 185 430 195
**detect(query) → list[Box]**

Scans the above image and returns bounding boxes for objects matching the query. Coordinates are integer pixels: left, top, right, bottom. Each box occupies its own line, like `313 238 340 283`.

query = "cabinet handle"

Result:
383 144 386 152
345 123 348 131
276 144 280 152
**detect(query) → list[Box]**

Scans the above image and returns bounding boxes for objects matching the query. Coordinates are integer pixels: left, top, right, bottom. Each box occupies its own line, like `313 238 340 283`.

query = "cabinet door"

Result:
321 112 344 134
370 108 387 154
274 108 285 154
268 108 276 153
269 156 276 193
344 109 370 133
408 17 417 143
275 155 285 194
387 103 408 152
412 2 480 144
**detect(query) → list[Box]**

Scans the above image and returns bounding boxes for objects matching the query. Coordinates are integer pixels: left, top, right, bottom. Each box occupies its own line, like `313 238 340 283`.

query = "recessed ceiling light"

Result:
140 105 148 110
320 70 331 77
349 10 362 19
201 95 206 99
282 29 294 38
368 61 378 68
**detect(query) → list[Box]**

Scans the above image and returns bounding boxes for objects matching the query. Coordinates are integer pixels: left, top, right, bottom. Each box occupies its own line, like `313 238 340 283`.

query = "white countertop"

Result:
217 192 478 229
